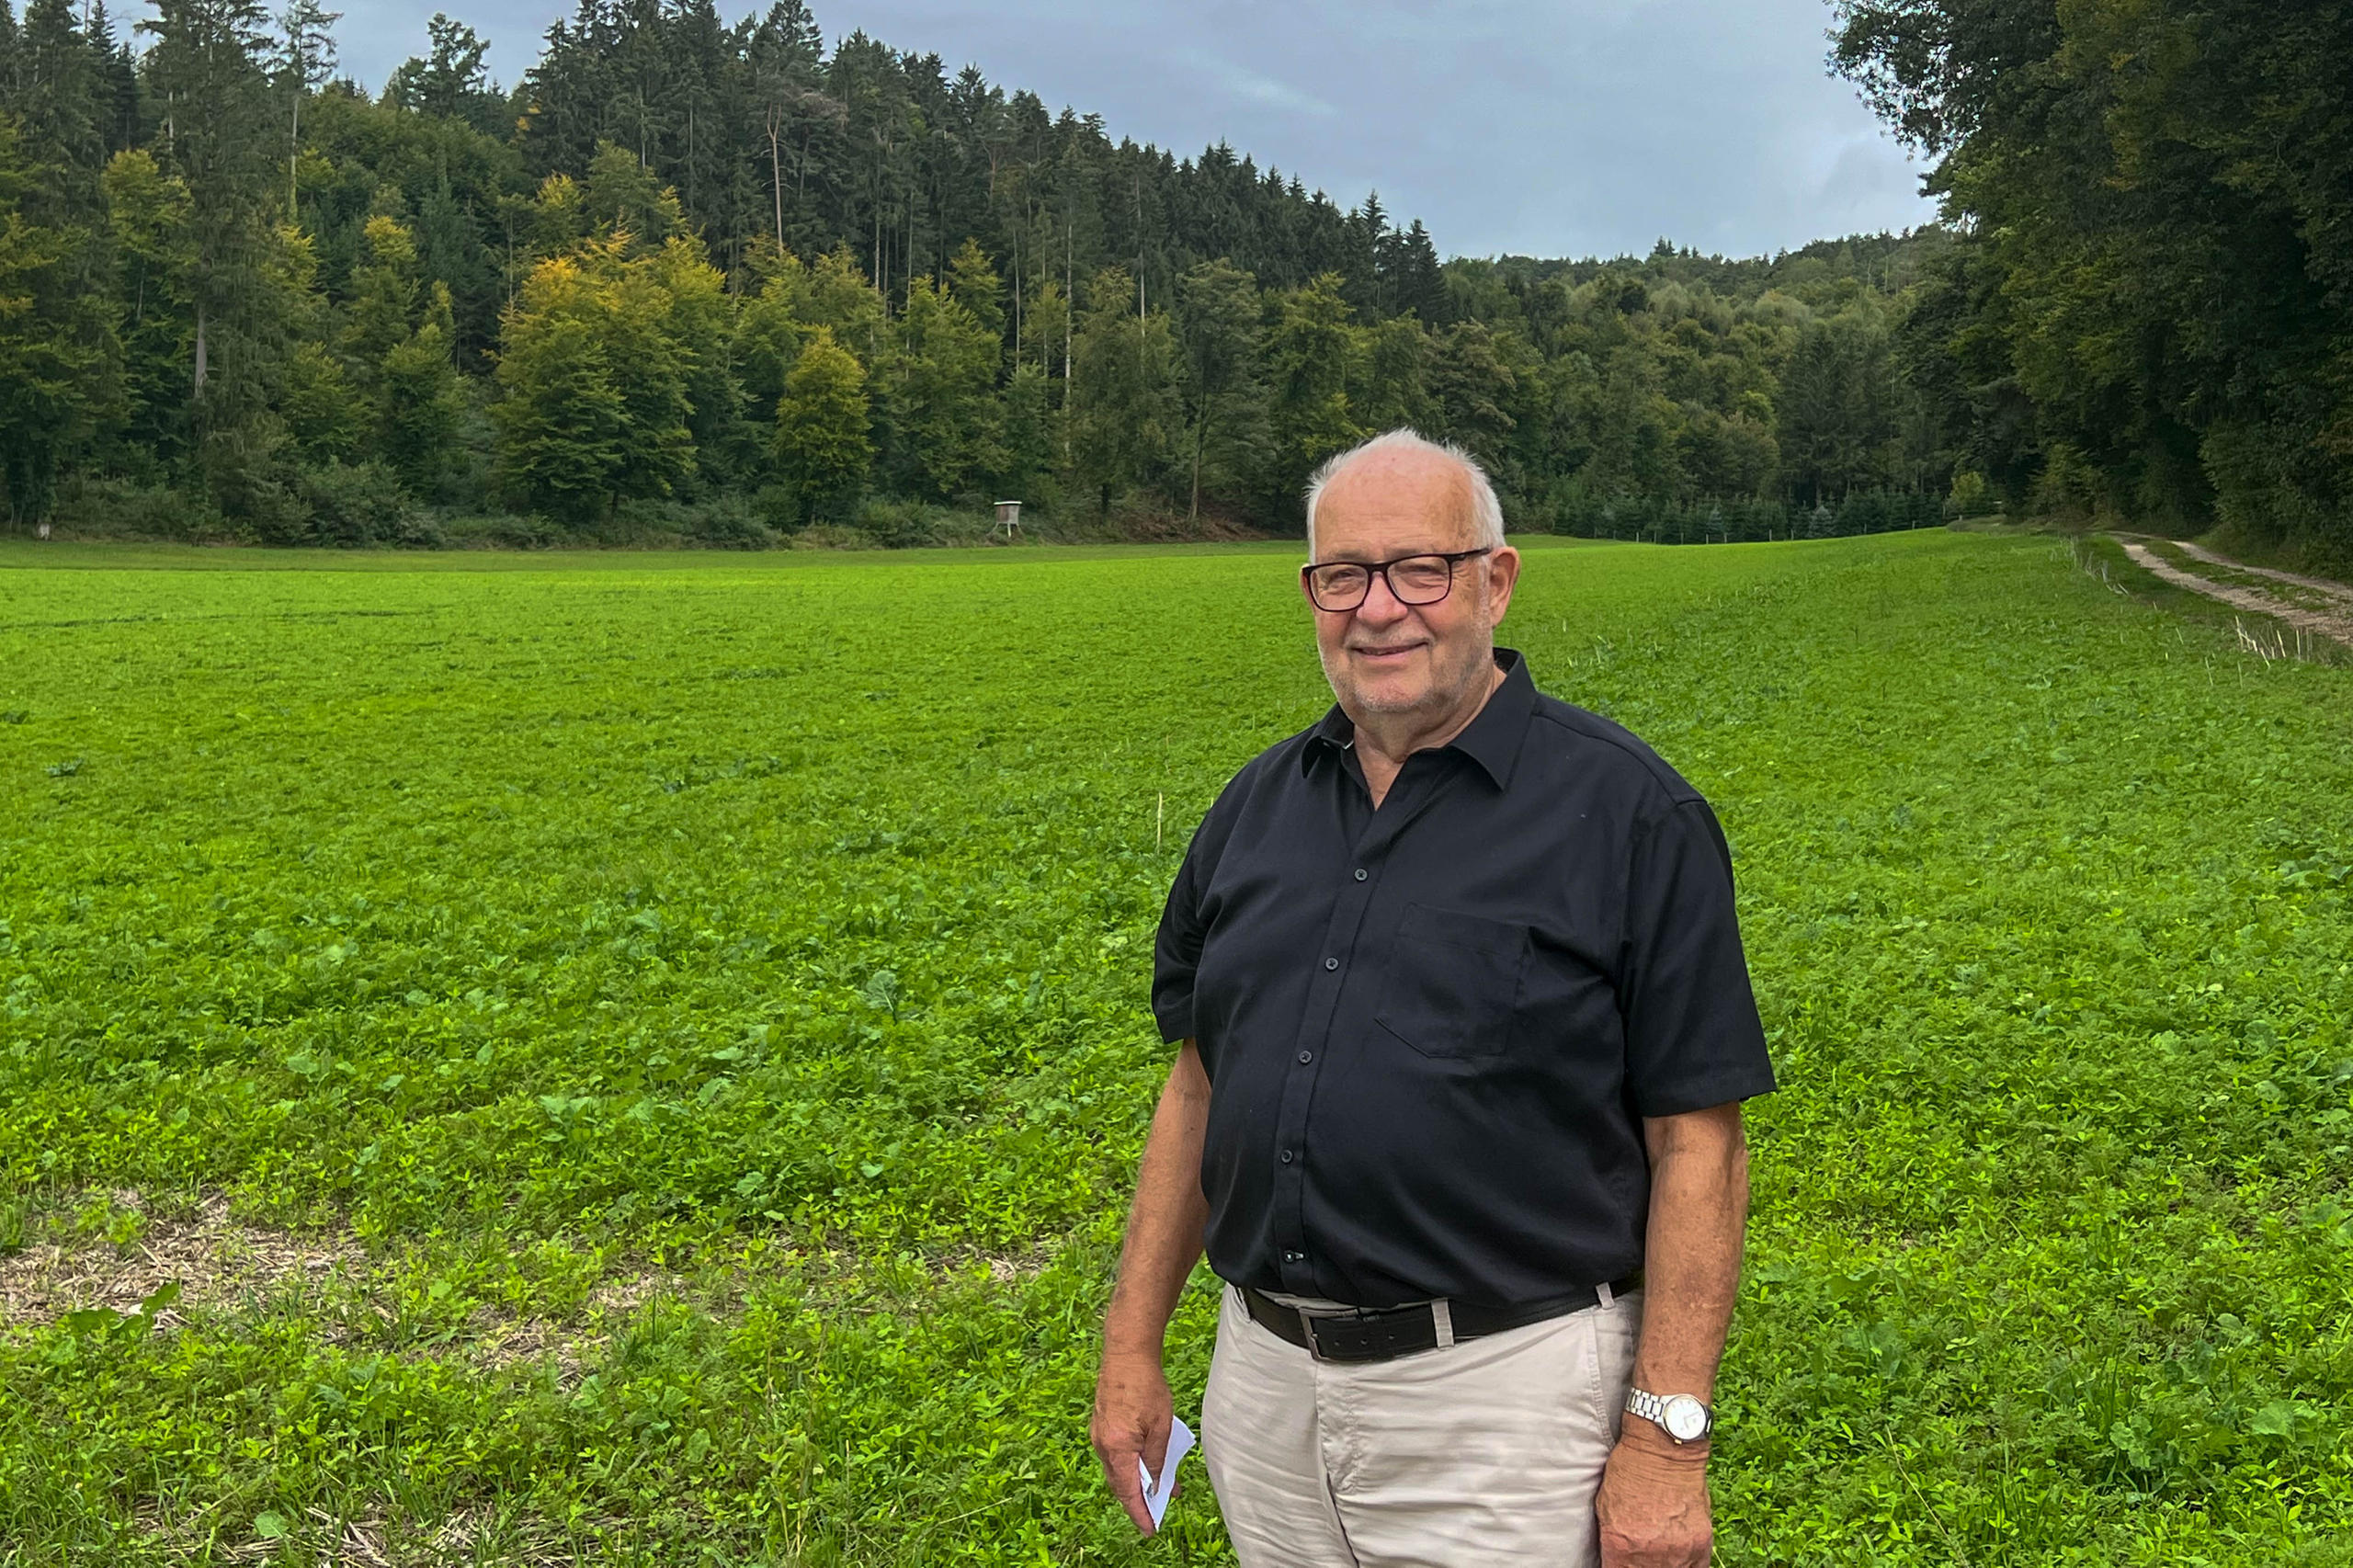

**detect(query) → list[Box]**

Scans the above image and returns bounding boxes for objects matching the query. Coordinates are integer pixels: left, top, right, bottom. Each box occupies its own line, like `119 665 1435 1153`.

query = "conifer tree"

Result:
1262 272 1360 516
884 268 999 499
272 0 337 213
140 0 293 508
101 148 194 465
801 243 885 362
0 112 119 523
1024 276 1069 382
1354 313 1431 436
1427 320 1518 470
583 139 688 251
14 0 108 217
1173 257 1258 518
386 14 501 134
1068 264 1176 517
944 236 1004 338
1393 220 1447 324
996 358 1055 504
581 233 696 499
84 2 143 155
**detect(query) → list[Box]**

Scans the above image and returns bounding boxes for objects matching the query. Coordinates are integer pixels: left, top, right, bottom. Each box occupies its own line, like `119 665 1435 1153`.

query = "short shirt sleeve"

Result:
1152 827 1211 1044
1618 797 1777 1116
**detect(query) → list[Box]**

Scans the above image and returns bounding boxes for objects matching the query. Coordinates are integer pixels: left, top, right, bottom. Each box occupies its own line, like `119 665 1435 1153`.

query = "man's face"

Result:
1305 452 1520 722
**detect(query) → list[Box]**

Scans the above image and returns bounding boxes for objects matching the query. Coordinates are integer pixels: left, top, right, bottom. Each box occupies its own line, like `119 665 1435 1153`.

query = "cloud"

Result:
1177 49 1339 119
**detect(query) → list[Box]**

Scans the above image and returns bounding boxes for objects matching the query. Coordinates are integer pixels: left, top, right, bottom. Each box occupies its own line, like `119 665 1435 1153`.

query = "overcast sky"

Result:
330 0 1938 261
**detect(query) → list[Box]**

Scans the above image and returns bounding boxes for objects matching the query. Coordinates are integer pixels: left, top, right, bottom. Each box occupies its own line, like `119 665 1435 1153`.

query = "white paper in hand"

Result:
1136 1415 1196 1529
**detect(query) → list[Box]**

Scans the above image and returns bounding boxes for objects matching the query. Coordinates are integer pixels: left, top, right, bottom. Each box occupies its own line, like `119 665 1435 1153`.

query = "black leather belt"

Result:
1237 1276 1642 1364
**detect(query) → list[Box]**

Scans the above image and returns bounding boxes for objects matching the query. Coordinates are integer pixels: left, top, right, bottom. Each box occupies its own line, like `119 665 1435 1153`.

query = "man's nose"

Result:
1356 570 1411 623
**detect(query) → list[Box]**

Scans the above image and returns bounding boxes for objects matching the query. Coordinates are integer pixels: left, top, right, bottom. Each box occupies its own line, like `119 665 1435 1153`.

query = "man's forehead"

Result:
1314 462 1478 555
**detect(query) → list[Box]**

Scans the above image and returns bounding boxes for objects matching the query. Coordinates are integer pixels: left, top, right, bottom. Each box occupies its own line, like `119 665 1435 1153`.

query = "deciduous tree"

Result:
772 324 871 522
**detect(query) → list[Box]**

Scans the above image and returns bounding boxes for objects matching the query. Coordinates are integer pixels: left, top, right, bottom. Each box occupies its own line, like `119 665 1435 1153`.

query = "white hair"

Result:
1302 428 1506 558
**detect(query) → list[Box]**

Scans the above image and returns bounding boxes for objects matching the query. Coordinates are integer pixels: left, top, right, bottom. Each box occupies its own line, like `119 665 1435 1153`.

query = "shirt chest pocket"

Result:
1372 903 1532 1060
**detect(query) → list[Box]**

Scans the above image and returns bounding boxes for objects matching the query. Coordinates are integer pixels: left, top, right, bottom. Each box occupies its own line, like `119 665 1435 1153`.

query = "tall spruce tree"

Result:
84 1 143 155
1262 271 1360 517
1067 264 1176 516
101 147 195 468
273 0 337 213
1173 256 1258 518
141 0 295 509
881 270 999 499
12 0 108 217
386 15 503 134
0 111 119 523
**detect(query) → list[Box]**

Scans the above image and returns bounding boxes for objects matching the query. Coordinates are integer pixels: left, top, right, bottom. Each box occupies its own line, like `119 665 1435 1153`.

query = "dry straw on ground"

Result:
0 1189 368 1330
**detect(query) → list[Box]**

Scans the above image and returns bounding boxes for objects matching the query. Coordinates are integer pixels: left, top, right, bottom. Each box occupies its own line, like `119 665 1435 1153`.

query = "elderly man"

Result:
1090 429 1776 1566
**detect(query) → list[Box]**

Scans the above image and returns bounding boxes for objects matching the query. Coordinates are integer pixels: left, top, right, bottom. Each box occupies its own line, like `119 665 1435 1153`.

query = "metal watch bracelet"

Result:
1623 1386 1713 1443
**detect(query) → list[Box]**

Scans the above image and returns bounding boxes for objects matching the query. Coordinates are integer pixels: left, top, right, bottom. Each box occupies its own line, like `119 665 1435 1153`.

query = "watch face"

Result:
1663 1395 1710 1442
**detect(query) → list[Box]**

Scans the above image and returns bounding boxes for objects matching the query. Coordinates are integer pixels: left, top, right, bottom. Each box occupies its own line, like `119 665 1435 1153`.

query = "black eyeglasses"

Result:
1301 548 1494 612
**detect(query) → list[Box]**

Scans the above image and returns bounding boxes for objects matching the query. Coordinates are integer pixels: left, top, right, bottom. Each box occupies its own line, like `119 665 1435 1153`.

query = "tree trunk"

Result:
767 113 784 247
1191 406 1207 520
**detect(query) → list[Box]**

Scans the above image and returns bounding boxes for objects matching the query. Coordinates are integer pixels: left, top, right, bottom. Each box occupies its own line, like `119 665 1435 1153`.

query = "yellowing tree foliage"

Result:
492 236 697 518
773 325 871 523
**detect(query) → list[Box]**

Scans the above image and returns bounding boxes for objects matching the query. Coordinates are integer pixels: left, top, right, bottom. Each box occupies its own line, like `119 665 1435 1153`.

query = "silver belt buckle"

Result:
1297 1307 1329 1360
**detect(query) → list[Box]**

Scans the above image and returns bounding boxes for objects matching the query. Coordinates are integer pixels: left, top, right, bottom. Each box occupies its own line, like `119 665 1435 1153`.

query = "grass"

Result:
2 529 2349 1564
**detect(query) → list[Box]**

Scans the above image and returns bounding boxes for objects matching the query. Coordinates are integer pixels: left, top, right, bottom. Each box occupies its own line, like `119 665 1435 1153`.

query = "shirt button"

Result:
1298 1051 1313 1064
1283 1250 1304 1263
1354 868 1368 881
1324 957 1338 971
1279 1149 1295 1164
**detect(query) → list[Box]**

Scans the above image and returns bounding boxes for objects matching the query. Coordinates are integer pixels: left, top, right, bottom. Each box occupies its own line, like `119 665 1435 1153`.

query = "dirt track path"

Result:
2114 538 2353 650
2170 539 2353 611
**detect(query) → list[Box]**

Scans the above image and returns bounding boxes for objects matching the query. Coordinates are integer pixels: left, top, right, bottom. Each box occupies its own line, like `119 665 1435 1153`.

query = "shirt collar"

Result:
1302 647 1539 790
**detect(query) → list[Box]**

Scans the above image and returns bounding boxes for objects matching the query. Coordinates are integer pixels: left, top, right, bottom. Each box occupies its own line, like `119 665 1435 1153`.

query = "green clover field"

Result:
3 530 2349 1565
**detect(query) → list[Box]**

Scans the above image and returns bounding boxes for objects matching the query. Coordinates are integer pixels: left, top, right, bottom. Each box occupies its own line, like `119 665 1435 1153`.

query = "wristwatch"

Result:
1623 1387 1713 1444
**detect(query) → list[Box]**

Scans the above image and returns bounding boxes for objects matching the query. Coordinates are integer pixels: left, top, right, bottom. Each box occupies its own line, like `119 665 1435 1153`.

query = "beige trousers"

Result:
1201 1283 1643 1568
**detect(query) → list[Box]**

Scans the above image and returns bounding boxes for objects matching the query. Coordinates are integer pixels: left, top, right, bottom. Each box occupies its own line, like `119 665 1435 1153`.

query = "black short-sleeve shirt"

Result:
1153 648 1775 1309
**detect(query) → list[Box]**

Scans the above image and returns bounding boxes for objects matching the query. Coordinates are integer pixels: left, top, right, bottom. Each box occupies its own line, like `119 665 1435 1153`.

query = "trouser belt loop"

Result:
1597 1279 1615 1310
1431 1298 1455 1348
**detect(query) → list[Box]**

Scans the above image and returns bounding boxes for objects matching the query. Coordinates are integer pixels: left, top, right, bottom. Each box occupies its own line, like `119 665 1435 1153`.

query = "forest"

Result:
0 0 2345 564
1833 0 2353 572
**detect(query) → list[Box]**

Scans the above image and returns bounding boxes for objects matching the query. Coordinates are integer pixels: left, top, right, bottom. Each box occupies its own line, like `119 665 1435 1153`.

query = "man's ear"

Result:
1485 545 1522 623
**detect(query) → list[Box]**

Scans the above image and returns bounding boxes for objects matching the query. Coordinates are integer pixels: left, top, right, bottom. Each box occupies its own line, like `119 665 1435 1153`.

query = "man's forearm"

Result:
1631 1103 1750 1412
1103 1040 1213 1358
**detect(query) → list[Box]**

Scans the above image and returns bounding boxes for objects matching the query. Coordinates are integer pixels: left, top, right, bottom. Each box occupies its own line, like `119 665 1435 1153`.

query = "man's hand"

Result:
1091 1350 1176 1534
1595 1428 1711 1567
